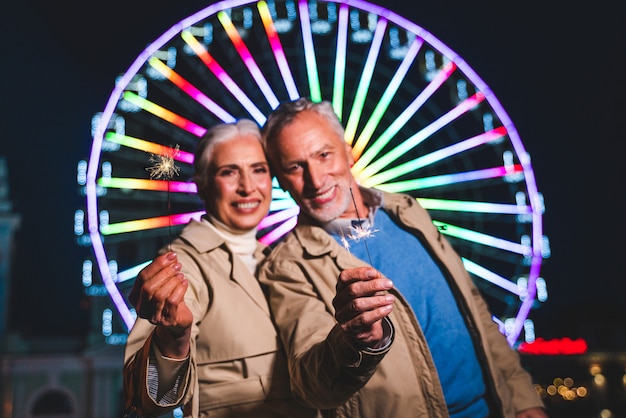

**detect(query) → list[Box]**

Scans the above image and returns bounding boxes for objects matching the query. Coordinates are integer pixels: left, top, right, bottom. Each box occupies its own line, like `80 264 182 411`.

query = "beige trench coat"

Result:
123 218 320 418
258 190 545 418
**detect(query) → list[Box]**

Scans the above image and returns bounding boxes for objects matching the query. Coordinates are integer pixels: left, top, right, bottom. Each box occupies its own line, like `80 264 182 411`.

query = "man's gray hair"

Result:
261 97 345 150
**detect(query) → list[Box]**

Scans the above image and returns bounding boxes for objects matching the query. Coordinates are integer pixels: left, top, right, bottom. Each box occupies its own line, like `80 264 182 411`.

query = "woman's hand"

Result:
129 252 192 357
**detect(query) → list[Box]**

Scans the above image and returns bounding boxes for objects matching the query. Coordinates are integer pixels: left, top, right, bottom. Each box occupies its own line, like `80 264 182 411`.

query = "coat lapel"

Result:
181 218 272 317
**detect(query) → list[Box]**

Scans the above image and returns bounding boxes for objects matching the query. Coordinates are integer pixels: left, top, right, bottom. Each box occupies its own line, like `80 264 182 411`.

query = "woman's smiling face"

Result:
204 134 272 232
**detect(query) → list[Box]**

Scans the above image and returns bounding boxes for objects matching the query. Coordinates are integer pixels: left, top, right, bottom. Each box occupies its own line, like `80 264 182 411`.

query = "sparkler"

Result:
146 144 181 179
146 144 181 248
347 187 375 266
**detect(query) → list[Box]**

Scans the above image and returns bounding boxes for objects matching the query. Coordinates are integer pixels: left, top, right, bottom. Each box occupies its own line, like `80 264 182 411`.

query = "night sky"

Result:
3 1 625 348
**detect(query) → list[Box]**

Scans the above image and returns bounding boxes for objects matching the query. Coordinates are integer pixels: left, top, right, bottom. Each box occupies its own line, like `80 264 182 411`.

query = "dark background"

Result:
2 1 625 348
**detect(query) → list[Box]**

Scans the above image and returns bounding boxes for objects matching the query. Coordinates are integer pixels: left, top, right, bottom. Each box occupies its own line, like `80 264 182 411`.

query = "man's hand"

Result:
332 267 394 349
129 252 192 357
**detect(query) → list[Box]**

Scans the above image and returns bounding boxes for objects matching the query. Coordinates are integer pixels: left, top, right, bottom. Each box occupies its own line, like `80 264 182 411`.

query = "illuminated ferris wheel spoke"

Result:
373 164 523 192
104 132 195 164
350 36 424 155
343 17 388 142
101 211 204 236
433 220 527 255
352 60 457 167
331 3 349 115
359 92 486 180
259 205 300 229
217 10 281 109
147 57 237 123
98 177 196 193
461 258 520 296
417 198 532 216
257 1 301 100
360 127 507 186
298 0 322 101
181 30 267 124
115 261 152 284
122 91 207 136
259 216 298 244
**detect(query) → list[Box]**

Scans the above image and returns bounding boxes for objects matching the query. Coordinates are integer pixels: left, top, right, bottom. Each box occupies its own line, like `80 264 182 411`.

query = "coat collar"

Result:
179 216 267 258
179 217 271 314
291 188 416 260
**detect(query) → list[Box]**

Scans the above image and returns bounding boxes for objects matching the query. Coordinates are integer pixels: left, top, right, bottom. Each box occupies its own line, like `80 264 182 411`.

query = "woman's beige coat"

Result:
123 218 319 418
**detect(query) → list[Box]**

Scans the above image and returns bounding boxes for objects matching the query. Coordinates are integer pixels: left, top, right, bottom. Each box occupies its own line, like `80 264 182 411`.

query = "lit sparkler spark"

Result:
146 144 181 250
348 187 374 266
146 145 181 179
340 232 351 251
347 224 378 243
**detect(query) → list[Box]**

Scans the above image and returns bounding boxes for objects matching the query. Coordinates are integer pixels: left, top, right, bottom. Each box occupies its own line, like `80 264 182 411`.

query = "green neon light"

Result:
344 18 388 143
417 198 531 214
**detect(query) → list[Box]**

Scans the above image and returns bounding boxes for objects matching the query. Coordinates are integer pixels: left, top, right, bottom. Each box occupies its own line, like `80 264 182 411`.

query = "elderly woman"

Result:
122 120 319 418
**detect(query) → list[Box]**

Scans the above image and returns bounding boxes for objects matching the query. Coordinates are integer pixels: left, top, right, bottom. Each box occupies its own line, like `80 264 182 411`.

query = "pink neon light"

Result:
99 178 197 193
219 12 280 108
258 2 300 99
149 58 236 123
259 216 298 245
123 92 207 137
258 206 300 229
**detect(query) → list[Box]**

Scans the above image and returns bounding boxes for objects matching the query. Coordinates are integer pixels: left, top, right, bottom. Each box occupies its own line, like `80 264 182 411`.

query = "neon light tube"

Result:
105 132 194 164
258 205 300 229
433 221 526 254
122 91 207 137
462 258 519 295
98 177 197 193
372 164 523 191
359 92 486 180
181 30 267 124
259 216 297 245
257 1 300 100
362 126 506 185
298 0 322 101
352 61 457 170
332 3 350 117
217 10 280 109
115 261 151 283
148 57 236 123
343 17 388 142
101 211 204 235
417 198 531 215
350 36 424 155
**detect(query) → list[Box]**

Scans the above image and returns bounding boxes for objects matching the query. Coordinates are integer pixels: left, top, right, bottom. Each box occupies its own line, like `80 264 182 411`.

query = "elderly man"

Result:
258 97 548 418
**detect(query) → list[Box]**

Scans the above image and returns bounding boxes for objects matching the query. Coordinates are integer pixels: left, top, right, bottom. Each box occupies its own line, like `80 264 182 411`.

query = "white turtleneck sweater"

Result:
204 215 259 274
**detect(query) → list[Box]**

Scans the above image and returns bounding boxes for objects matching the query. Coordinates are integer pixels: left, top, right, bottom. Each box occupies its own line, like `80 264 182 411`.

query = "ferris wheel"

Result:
79 0 550 347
